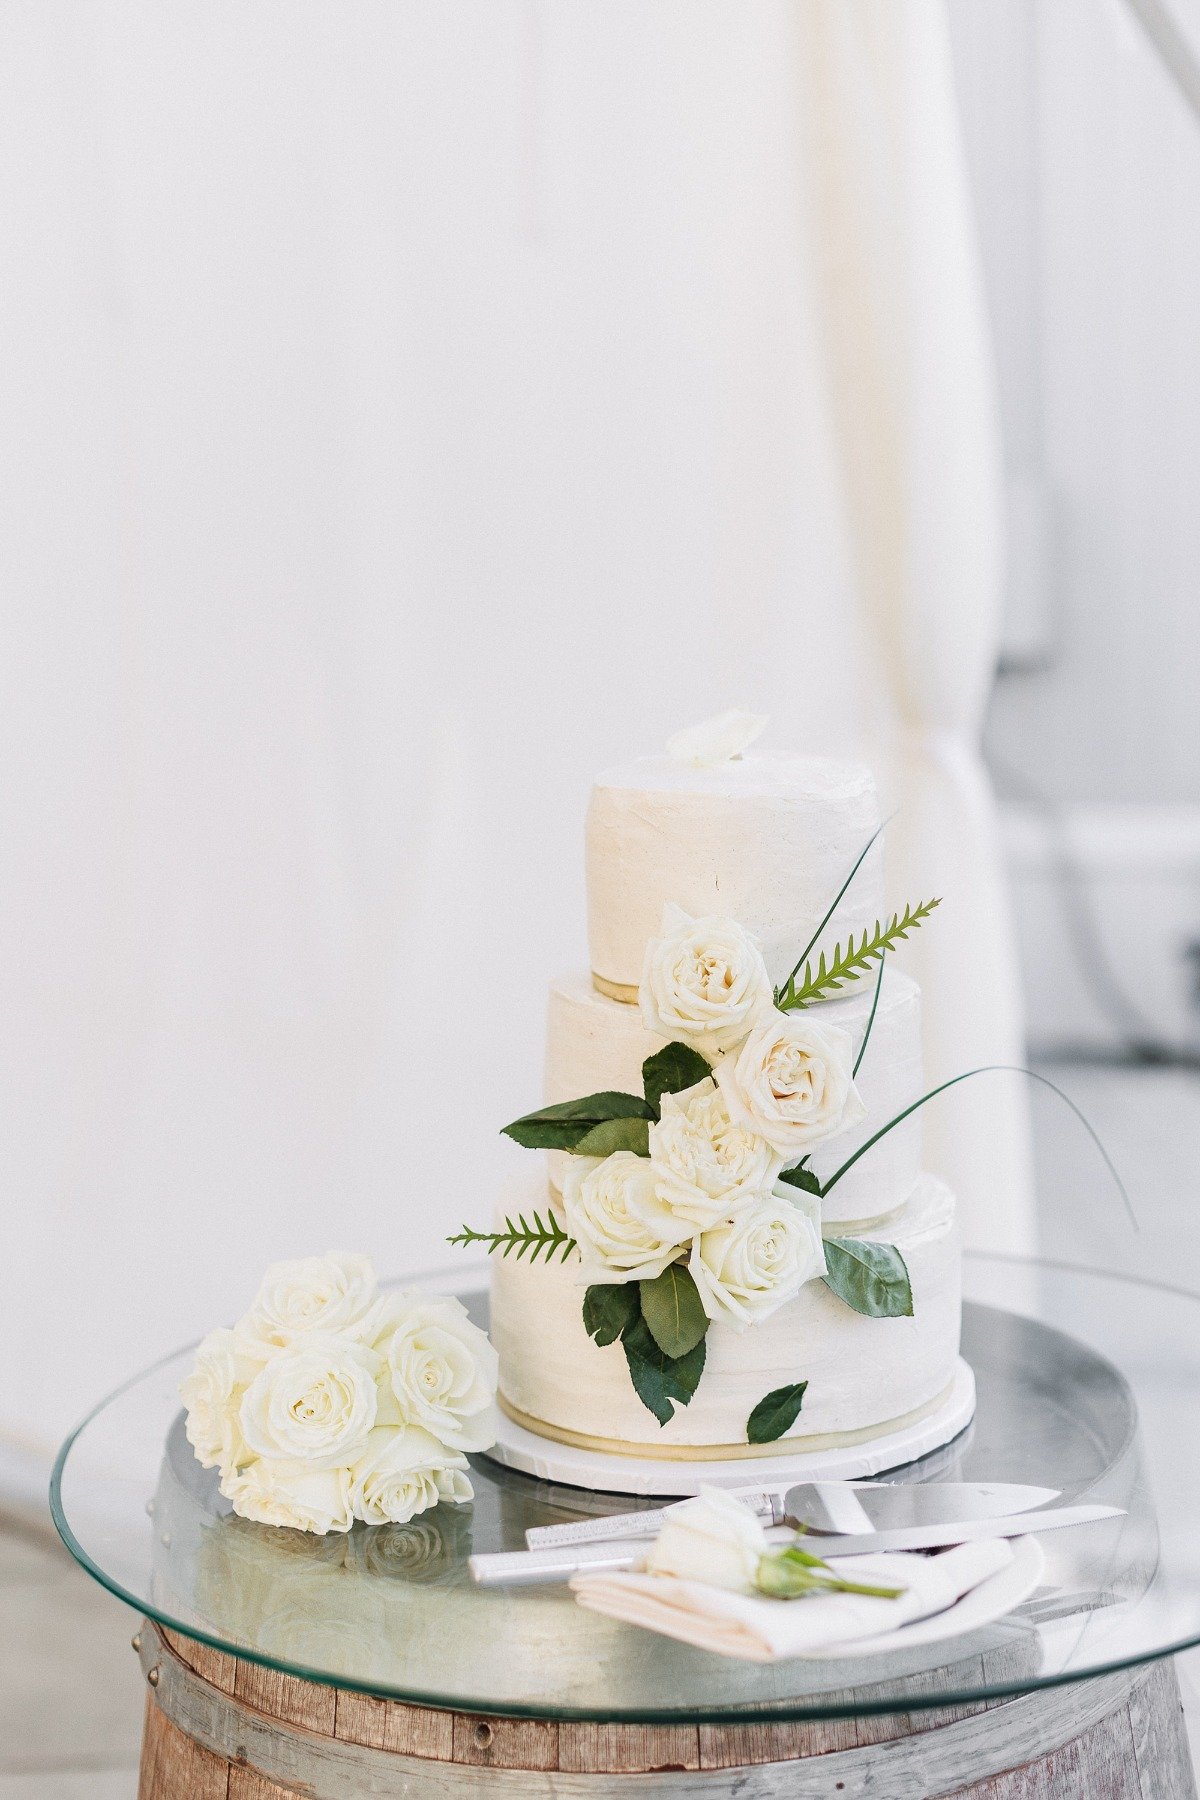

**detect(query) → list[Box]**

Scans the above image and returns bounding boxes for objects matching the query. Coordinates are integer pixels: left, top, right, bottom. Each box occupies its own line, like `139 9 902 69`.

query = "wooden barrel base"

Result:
134 1621 1198 1799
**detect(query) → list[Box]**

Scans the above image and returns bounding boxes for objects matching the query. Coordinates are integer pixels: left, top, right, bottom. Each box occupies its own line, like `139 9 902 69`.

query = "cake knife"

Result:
524 1481 1061 1551
472 1503 1123 1587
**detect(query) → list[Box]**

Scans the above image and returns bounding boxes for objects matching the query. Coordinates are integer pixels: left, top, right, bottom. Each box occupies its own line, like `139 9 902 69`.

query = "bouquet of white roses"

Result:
180 1253 497 1535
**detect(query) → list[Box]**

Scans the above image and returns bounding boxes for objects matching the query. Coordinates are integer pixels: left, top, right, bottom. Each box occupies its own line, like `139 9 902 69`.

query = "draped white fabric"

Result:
0 0 1031 1459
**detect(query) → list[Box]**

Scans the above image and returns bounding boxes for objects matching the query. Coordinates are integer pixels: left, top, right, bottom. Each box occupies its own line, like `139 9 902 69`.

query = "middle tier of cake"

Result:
543 964 924 1227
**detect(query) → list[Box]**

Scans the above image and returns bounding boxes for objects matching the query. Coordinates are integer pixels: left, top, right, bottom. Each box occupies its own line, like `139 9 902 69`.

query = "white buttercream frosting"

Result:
585 753 884 991
543 966 923 1224
491 1172 960 1450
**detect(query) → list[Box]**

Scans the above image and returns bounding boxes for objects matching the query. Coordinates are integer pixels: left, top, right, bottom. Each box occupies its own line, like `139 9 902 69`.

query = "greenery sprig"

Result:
756 1542 905 1602
775 899 941 1011
446 1210 576 1264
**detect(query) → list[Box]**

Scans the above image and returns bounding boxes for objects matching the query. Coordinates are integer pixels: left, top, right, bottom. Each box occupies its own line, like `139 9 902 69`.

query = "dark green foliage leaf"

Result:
622 1316 707 1426
638 1263 708 1359
746 1382 809 1445
642 1041 712 1116
582 1283 641 1348
446 1211 576 1264
823 1239 913 1317
501 1090 654 1151
778 1163 823 1196
776 899 941 1010
572 1116 651 1158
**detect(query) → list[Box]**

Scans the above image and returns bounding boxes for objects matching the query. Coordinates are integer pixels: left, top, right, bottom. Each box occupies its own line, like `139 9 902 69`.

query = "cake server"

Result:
524 1481 1062 1551
472 1503 1123 1587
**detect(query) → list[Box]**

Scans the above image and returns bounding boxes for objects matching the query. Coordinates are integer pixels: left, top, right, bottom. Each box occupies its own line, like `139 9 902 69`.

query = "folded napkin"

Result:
570 1537 1014 1662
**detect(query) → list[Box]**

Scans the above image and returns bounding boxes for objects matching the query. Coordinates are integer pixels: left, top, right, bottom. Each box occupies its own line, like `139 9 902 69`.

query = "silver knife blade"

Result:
787 1504 1124 1558
524 1480 1061 1551
476 1503 1124 1586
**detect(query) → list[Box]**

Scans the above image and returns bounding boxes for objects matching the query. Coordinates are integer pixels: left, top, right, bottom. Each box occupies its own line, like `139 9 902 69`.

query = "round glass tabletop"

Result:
50 1253 1200 1723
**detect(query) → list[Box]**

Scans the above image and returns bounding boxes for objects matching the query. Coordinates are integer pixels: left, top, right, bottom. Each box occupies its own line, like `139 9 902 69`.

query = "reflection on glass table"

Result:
51 1253 1200 1724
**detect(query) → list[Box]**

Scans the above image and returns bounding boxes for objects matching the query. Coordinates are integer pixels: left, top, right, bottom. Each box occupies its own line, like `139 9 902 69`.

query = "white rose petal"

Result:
239 1252 381 1349
649 1078 782 1230
643 1487 766 1591
349 1425 474 1526
180 1327 269 1476
239 1334 380 1467
690 1187 826 1331
376 1294 499 1453
666 711 769 768
220 1460 355 1535
640 906 775 1054
715 1013 866 1157
562 1152 692 1283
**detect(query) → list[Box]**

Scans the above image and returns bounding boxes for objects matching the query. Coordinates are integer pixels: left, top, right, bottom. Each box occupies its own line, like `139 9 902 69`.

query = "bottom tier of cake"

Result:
489 1172 963 1458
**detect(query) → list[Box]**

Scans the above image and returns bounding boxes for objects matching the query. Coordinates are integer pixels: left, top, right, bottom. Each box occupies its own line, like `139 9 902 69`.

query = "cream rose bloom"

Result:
348 1424 474 1526
239 1334 380 1466
181 1327 268 1476
219 1460 355 1535
649 1077 782 1230
640 905 775 1054
562 1153 692 1283
715 1012 866 1156
689 1186 825 1330
375 1294 498 1452
643 1488 766 1591
239 1252 381 1349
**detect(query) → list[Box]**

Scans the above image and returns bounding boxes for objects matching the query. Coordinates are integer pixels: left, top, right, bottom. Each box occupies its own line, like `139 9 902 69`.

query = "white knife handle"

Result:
470 1540 640 1587
525 1509 674 1550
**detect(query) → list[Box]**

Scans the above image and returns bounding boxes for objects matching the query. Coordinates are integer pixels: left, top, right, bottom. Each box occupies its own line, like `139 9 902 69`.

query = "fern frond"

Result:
776 899 941 1010
447 1211 577 1265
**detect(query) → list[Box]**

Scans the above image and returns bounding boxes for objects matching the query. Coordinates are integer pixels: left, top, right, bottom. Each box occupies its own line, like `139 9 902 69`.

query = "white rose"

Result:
715 1013 866 1156
562 1152 692 1283
348 1425 473 1526
375 1294 498 1452
640 905 775 1054
666 710 769 767
649 1078 782 1229
180 1327 268 1476
642 1487 766 1591
220 1459 355 1535
239 1252 381 1349
239 1334 380 1466
689 1186 826 1330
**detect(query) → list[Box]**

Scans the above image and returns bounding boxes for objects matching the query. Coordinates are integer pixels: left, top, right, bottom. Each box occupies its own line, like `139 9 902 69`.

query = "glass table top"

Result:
50 1253 1200 1722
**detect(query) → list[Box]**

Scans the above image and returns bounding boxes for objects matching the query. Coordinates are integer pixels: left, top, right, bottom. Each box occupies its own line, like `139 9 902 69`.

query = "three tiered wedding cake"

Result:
462 714 969 1467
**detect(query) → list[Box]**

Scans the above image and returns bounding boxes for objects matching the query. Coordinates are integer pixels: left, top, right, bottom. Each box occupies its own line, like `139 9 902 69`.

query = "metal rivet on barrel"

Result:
131 1633 142 1654
147 1666 160 1689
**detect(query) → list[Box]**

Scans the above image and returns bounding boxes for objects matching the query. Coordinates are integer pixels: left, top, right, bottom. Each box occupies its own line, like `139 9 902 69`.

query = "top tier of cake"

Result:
585 752 885 992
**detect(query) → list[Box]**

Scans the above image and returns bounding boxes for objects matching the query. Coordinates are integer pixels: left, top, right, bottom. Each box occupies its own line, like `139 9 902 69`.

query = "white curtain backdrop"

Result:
0 0 1032 1473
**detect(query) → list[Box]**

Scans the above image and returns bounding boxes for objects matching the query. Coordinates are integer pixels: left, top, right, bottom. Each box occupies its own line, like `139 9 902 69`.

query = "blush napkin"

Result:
570 1536 1014 1662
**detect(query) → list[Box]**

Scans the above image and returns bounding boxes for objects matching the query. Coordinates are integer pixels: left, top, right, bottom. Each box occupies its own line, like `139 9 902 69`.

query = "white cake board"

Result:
484 1358 976 1498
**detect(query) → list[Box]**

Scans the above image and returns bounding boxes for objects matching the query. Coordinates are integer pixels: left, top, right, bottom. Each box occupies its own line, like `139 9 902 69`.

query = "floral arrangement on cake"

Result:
180 1253 497 1534
450 836 943 1442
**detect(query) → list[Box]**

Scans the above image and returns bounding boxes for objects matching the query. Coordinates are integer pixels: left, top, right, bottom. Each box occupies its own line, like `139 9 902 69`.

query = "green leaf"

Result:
622 1316 706 1426
502 1090 654 1151
582 1284 641 1348
446 1211 577 1265
642 1041 711 1116
776 898 941 1010
746 1382 808 1445
778 1163 823 1196
572 1116 651 1158
638 1264 708 1359
823 1239 913 1317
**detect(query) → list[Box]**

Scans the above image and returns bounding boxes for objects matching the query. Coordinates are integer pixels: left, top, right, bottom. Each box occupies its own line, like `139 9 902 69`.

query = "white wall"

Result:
957 0 1200 804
